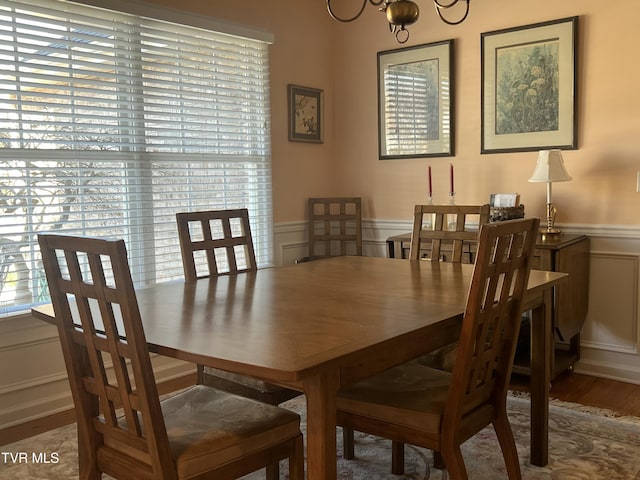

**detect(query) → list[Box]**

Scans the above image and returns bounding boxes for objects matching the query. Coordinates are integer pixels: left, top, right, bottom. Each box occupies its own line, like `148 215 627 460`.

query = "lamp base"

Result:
540 202 563 239
539 227 563 240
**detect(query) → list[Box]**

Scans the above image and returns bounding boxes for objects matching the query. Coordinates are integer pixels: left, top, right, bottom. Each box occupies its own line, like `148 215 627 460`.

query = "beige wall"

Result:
3 0 640 432
333 1 640 225
147 0 640 227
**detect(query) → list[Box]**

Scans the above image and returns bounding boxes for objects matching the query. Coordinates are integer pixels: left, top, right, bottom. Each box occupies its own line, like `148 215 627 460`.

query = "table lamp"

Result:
528 149 572 237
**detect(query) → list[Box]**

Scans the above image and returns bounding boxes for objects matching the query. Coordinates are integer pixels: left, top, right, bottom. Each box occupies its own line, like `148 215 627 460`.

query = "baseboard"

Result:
0 372 196 447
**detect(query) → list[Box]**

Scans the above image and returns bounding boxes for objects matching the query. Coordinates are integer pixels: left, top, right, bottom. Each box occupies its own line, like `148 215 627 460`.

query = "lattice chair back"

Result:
444 218 540 429
409 204 490 263
308 197 362 260
176 208 257 280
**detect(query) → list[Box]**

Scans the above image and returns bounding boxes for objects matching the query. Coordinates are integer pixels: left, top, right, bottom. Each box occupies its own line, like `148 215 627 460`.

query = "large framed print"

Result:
481 17 578 154
378 40 454 160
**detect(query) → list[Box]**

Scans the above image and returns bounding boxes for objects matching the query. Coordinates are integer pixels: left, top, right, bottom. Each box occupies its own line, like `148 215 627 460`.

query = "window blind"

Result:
382 61 440 156
0 0 273 315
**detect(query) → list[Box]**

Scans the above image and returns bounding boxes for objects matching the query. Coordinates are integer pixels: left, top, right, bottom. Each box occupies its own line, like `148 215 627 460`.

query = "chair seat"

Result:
162 386 300 478
337 362 451 440
414 341 458 372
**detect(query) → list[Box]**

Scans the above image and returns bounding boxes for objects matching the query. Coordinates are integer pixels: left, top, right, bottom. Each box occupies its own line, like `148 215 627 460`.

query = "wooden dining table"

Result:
32 256 566 480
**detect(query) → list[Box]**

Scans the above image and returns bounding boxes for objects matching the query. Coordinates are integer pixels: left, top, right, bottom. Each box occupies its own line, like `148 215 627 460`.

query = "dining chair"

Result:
306 197 362 260
176 209 301 407
410 203 492 370
38 233 304 480
409 203 491 263
337 217 540 480
343 203 489 459
343 203 492 465
176 208 257 279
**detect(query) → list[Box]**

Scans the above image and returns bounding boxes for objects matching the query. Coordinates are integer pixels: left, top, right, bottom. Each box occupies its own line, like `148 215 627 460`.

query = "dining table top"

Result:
32 255 567 480
33 255 565 385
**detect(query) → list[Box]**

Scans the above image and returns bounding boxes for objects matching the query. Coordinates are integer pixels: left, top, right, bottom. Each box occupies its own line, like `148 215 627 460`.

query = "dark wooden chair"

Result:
176 209 301 407
38 233 304 480
409 204 491 263
304 197 363 447
306 197 362 260
409 203 492 370
337 218 540 480
176 208 257 279
342 203 491 462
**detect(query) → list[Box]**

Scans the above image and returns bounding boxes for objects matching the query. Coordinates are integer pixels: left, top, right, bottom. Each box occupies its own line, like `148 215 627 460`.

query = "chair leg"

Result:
391 441 405 475
493 415 522 480
195 364 205 384
77 421 101 480
265 462 279 480
289 434 305 480
343 427 355 460
440 444 467 480
434 450 446 470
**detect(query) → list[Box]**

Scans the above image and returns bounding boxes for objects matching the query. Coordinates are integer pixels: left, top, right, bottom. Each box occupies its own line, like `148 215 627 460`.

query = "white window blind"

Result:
0 0 273 315
382 61 439 156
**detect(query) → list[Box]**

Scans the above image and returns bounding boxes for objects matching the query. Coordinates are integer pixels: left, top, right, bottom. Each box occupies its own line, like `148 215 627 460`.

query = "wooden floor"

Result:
511 371 640 417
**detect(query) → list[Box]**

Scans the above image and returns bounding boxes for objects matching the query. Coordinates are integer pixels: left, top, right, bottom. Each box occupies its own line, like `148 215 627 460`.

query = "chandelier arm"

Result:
326 0 385 23
395 27 410 44
433 0 461 8
434 0 470 26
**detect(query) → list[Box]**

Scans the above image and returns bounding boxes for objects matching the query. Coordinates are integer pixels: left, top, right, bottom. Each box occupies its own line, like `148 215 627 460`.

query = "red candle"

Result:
428 165 433 197
450 163 454 195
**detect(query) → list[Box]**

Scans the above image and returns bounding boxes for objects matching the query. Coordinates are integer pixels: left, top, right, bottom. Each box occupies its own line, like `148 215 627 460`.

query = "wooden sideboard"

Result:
519 234 590 378
385 232 590 379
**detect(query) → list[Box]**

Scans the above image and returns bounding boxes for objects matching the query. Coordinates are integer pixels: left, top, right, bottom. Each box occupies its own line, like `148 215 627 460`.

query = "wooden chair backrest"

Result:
38 234 175 478
443 218 540 433
176 208 257 280
409 204 491 262
308 197 362 259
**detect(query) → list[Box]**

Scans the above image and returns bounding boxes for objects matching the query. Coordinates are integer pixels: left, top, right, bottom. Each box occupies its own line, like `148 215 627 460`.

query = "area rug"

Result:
3 395 640 479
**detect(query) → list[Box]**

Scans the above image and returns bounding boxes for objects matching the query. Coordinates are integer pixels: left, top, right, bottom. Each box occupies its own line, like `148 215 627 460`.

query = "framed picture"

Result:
288 84 323 143
481 17 578 154
378 39 454 160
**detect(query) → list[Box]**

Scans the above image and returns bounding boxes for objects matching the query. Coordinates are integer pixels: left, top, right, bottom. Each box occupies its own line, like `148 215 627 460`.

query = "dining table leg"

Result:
529 288 552 466
303 371 340 480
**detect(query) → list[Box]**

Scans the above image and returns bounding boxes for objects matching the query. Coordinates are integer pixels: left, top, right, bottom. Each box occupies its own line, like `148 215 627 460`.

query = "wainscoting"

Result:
2 219 640 432
0 314 195 433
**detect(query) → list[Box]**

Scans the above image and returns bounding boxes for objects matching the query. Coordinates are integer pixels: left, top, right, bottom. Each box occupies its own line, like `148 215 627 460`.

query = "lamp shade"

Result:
528 149 572 183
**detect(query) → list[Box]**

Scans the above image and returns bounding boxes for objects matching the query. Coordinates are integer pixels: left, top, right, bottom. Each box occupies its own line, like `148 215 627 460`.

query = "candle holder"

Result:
447 193 456 230
423 194 434 230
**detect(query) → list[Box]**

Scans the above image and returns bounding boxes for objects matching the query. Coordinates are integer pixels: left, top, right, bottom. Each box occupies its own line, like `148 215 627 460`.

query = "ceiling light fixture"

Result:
326 0 470 43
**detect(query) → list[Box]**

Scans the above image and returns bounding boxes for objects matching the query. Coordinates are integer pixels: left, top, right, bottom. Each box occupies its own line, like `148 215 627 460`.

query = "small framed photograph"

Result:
378 39 455 159
288 84 323 143
481 17 578 154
